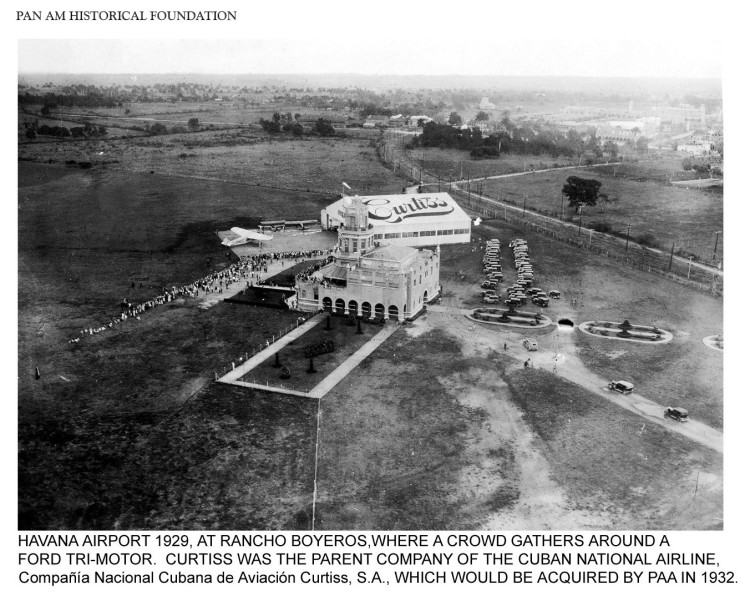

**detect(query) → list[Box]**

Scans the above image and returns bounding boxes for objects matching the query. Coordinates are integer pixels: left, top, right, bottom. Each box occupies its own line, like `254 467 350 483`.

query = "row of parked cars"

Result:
481 239 504 303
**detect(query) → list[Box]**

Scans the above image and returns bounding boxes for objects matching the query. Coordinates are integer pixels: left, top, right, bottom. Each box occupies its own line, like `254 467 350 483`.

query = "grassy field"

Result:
438 218 723 429
18 118 722 529
407 146 581 181
479 168 723 262
503 367 722 529
18 159 330 528
315 329 504 530
240 316 383 392
19 129 397 196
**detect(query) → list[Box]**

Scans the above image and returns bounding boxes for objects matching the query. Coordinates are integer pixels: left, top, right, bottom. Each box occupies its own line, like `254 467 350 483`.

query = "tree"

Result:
562 176 602 213
259 118 280 133
635 137 649 154
291 122 304 137
188 118 200 130
150 123 168 135
25 128 36 141
475 111 490 122
40 105 51 117
313 118 336 137
448 111 462 126
603 140 619 159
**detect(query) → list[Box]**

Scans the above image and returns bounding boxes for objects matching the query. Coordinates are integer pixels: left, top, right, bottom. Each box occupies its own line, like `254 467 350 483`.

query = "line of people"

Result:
67 250 330 344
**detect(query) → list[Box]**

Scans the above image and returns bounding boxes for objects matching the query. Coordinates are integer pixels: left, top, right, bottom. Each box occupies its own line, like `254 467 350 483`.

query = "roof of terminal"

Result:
327 193 470 228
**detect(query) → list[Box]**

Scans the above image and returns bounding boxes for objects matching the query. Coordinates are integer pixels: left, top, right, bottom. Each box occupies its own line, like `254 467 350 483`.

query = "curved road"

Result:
429 304 723 454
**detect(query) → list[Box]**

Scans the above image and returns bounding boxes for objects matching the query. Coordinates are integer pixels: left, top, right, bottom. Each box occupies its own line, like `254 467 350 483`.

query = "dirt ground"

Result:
314 219 722 530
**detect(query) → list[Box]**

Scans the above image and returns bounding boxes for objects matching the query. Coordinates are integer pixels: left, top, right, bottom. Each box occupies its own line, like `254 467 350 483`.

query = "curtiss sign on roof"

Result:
362 195 455 224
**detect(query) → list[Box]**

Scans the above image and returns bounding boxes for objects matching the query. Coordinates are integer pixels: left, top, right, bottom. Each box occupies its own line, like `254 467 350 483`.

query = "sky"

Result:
17 37 722 79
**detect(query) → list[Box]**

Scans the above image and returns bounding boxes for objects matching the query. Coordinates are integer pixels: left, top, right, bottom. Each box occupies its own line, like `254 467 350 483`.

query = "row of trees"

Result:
413 117 635 161
259 113 336 137
23 121 107 140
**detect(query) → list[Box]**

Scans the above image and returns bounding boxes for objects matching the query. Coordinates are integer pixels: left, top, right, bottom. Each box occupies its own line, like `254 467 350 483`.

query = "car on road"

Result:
522 338 539 351
608 380 634 394
664 407 689 422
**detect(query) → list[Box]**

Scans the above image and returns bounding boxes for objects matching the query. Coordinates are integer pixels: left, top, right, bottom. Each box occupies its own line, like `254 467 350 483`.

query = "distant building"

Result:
297 196 441 321
321 192 471 247
677 142 713 155
363 115 390 128
479 97 496 110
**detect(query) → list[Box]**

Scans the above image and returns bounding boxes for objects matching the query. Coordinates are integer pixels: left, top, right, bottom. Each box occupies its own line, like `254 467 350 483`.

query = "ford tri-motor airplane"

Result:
221 227 274 247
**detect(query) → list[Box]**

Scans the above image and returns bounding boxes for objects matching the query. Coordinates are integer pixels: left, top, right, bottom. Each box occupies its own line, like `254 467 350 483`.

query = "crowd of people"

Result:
294 255 336 283
67 248 334 344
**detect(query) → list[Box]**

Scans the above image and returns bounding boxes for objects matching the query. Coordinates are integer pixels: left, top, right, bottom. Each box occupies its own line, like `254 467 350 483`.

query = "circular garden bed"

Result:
578 319 673 344
467 307 553 329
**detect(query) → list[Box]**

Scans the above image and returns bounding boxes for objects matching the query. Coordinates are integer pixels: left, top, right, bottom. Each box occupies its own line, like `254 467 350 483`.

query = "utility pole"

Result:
560 191 565 219
625 223 632 253
578 215 583 236
668 242 675 271
712 231 721 262
687 256 693 280
523 194 527 218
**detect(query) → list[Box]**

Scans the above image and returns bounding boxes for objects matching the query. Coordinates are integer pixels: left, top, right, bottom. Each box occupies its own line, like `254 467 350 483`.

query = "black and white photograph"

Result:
10 7 749 596
14 10 730 533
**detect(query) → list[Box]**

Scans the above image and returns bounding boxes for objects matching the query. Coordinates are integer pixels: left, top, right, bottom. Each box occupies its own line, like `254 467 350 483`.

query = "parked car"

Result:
608 380 634 394
532 296 549 307
483 294 500 304
522 338 539 351
481 281 496 289
664 407 689 422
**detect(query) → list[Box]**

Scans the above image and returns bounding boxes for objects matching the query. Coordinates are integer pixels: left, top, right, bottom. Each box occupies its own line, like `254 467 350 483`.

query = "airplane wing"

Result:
230 227 273 241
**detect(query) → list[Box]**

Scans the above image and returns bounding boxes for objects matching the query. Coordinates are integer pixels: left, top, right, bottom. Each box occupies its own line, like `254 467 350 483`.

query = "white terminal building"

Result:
321 192 471 248
298 196 441 321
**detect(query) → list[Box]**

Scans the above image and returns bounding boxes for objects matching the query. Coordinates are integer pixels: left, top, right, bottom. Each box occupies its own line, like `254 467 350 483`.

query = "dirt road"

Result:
428 305 723 454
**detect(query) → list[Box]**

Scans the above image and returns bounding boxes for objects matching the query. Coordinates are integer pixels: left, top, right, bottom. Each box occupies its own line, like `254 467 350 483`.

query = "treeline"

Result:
19 92 125 109
259 113 336 137
412 118 627 160
412 122 502 158
22 120 107 140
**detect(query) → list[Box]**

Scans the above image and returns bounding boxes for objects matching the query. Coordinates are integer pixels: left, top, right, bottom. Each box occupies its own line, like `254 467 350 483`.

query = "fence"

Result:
377 136 723 296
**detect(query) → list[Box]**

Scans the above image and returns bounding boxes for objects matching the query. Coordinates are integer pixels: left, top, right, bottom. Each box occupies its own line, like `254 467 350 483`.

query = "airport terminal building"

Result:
298 196 440 321
320 192 471 247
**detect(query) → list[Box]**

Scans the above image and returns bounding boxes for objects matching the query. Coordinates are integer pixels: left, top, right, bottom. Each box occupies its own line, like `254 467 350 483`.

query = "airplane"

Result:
221 227 274 247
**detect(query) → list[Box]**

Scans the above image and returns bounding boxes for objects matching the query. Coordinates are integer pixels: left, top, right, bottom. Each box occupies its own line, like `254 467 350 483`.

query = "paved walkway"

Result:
308 325 400 398
218 313 325 384
218 315 401 400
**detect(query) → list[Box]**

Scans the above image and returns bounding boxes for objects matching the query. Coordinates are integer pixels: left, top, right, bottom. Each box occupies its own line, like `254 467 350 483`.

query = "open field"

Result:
19 124 722 529
478 168 723 262
19 129 396 196
406 146 581 180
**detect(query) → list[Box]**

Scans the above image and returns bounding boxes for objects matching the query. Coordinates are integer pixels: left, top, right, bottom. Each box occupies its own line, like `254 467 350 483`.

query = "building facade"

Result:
298 196 440 321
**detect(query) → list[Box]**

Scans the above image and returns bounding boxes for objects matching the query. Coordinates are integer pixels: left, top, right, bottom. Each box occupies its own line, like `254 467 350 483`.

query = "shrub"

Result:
591 221 612 233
